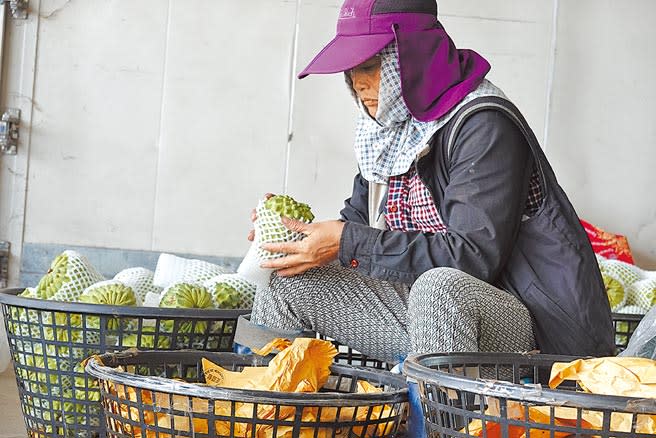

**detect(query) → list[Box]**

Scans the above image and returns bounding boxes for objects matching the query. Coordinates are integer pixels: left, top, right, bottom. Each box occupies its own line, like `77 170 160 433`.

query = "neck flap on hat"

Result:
394 21 491 122
350 42 506 184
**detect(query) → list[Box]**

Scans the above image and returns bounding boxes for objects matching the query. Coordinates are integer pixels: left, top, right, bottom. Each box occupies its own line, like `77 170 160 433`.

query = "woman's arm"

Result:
339 110 534 285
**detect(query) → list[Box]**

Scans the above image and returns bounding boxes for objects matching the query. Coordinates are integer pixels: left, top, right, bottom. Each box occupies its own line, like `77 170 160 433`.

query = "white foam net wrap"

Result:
203 273 256 308
237 199 310 289
114 267 162 303
143 291 163 308
598 256 656 313
601 258 644 286
254 200 308 260
153 253 230 288
40 250 105 302
627 278 656 311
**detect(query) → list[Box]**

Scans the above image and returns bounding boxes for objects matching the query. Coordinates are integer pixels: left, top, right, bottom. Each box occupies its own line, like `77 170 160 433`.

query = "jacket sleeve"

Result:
338 110 534 285
339 172 370 225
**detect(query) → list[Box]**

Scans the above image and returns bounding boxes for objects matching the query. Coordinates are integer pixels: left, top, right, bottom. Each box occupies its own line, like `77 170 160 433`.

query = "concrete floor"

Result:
0 368 27 437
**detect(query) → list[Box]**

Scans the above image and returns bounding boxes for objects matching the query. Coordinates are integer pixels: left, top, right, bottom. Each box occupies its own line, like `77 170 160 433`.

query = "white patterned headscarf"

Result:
349 43 441 184
348 42 507 184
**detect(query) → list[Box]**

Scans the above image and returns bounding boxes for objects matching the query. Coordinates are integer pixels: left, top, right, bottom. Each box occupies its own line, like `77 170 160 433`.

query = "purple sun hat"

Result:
299 0 491 122
298 0 437 78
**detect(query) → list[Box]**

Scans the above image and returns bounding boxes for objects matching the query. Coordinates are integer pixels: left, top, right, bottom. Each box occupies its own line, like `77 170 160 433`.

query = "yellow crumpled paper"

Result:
203 337 337 437
549 356 656 398
548 356 656 434
463 356 656 437
107 338 396 438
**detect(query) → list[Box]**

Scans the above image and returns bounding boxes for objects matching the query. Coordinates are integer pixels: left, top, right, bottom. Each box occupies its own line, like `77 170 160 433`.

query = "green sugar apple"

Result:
79 281 137 332
237 194 316 289
204 273 256 308
159 283 214 334
35 253 70 299
264 194 315 222
121 326 171 349
35 250 105 301
602 273 626 311
79 282 137 307
253 195 315 262
210 283 242 309
160 283 213 308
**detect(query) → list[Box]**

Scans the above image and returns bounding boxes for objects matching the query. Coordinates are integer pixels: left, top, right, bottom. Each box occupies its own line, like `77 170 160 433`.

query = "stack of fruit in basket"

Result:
7 251 258 434
596 254 656 315
19 251 256 311
4 194 314 434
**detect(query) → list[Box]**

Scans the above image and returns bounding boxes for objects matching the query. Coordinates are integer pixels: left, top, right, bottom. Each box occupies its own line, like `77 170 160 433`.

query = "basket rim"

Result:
85 350 408 407
404 352 656 414
611 312 646 321
0 287 250 318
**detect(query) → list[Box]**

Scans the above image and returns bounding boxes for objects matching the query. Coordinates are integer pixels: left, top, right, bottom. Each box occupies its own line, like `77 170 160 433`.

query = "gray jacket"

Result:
338 96 615 357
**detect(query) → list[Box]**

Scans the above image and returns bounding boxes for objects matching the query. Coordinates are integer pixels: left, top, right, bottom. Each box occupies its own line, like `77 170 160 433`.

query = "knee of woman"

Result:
260 273 313 306
410 267 470 306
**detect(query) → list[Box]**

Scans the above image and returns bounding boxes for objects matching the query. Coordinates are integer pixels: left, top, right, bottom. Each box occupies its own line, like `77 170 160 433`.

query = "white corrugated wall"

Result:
0 0 654 287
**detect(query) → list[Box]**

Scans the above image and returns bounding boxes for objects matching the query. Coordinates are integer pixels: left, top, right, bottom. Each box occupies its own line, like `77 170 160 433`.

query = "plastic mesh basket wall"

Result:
85 350 409 438
404 352 656 438
318 334 389 370
0 288 249 438
612 312 644 352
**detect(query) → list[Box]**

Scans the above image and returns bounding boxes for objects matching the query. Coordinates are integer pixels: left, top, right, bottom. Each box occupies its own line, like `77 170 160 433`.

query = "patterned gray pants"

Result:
248 265 535 364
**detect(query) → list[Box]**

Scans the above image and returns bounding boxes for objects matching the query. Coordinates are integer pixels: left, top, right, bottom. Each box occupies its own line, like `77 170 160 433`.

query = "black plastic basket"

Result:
85 350 408 438
612 312 644 352
318 334 390 370
0 287 250 438
404 352 656 438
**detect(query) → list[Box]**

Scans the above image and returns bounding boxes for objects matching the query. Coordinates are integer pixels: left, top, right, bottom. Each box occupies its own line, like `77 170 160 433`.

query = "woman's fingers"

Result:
260 241 303 257
281 216 310 234
261 254 305 272
275 263 315 277
247 229 255 241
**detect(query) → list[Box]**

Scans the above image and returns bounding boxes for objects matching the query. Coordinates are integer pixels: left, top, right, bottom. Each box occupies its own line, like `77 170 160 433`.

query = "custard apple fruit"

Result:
204 273 256 308
35 250 105 302
159 283 214 334
79 281 137 332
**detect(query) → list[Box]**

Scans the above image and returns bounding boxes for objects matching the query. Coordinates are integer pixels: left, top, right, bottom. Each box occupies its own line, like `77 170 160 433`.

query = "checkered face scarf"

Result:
349 43 441 184
347 43 508 184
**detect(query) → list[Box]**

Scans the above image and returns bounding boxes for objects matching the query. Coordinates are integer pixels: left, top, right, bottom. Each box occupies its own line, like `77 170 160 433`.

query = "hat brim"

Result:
298 33 395 79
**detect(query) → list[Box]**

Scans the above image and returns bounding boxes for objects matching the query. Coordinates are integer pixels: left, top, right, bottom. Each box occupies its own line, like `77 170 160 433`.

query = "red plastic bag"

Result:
580 219 634 264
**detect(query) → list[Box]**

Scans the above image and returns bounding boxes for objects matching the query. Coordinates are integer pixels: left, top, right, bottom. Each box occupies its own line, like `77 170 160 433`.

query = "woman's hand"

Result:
247 193 274 241
260 219 345 276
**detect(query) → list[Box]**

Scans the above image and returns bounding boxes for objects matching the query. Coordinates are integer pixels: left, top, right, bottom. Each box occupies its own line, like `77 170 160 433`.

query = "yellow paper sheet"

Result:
550 356 656 397
548 356 656 434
